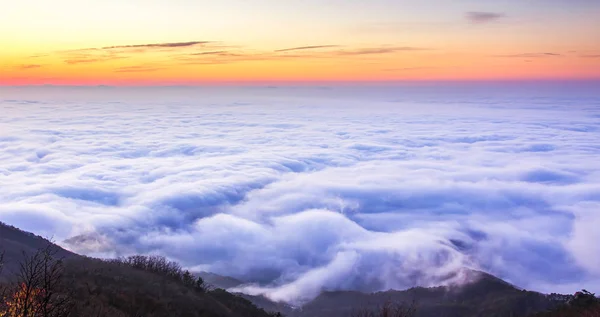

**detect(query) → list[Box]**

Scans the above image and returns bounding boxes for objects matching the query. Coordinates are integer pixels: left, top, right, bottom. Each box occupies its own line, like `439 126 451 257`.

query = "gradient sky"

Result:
1 0 600 84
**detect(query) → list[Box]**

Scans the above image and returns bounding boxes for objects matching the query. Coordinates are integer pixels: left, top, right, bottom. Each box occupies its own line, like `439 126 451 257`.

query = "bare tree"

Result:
37 245 72 317
12 249 45 317
2 244 72 317
1 250 7 316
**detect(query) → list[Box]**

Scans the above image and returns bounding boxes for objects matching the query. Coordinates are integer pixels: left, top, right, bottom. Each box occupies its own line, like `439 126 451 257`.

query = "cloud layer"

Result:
1 84 600 304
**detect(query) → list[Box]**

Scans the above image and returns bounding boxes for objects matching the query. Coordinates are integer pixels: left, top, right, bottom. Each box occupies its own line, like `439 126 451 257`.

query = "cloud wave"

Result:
1 84 599 304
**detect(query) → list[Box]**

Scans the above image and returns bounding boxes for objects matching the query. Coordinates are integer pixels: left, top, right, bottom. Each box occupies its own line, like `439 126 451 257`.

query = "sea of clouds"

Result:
1 83 599 304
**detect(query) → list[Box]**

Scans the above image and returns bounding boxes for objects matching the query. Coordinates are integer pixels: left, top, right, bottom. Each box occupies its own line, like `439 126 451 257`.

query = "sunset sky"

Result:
2 0 600 85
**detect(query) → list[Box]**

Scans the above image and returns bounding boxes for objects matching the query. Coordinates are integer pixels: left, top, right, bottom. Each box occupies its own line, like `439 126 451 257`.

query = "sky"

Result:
1 0 600 84
1 84 600 303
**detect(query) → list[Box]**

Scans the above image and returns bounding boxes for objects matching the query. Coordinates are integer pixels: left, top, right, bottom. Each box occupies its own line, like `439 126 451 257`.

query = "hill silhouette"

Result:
206 268 576 317
202 268 572 317
0 222 78 280
199 271 246 289
282 271 562 317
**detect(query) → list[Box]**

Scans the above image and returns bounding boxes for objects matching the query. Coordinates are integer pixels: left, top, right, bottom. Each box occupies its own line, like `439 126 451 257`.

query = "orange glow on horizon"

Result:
1 0 599 85
2 50 599 86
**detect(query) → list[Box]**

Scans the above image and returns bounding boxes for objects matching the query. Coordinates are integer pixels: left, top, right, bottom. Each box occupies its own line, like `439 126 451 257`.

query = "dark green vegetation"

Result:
0 221 597 317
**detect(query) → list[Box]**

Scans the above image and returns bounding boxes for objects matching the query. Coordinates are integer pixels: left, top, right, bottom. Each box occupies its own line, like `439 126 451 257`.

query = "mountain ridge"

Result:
0 221 587 317
197 267 572 317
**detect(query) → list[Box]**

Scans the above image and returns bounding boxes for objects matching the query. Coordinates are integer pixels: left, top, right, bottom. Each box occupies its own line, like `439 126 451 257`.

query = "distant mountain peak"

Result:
197 271 247 289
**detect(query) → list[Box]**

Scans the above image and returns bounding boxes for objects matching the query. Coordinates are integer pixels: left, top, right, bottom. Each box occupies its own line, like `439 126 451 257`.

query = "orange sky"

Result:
1 0 600 85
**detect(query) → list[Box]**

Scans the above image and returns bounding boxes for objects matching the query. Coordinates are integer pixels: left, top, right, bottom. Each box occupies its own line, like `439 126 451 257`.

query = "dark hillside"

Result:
291 271 564 317
238 293 295 316
527 290 600 317
62 257 274 317
0 222 78 278
0 222 275 317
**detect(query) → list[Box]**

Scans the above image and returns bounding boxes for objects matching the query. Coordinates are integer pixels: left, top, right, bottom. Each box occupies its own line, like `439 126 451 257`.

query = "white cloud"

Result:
1 84 599 303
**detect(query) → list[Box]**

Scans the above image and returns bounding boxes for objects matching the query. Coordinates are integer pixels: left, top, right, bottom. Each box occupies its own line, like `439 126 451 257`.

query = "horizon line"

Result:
2 78 600 88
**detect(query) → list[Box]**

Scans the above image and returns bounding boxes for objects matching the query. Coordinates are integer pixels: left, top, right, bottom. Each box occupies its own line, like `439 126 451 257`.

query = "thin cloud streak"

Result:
27 55 50 59
381 66 442 72
101 41 211 50
58 41 212 54
176 45 430 65
335 46 429 56
493 53 562 58
64 55 129 65
466 11 506 24
16 64 43 70
32 40 432 69
189 51 230 56
275 45 341 52
114 65 165 73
